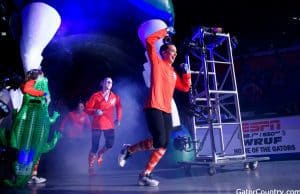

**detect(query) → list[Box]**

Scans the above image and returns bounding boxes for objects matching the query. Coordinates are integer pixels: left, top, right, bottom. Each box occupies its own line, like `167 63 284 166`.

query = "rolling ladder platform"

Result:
178 27 269 175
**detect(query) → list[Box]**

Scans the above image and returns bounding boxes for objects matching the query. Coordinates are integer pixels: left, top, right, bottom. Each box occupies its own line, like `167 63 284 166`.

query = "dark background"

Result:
1 0 300 177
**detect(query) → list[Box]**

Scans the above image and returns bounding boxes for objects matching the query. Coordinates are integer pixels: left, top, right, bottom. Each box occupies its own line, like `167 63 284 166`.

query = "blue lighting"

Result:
18 149 35 165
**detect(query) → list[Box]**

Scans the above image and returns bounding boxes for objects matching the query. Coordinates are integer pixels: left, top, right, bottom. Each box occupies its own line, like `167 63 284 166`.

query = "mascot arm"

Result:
41 130 62 153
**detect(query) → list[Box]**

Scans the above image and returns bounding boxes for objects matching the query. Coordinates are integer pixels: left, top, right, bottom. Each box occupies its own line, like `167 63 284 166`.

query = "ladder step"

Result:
209 90 237 94
195 122 241 128
195 97 216 101
206 60 232 64
191 71 215 75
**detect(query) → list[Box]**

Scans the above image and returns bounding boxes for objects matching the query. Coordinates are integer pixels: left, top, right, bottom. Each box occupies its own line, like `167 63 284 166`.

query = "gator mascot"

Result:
1 69 61 187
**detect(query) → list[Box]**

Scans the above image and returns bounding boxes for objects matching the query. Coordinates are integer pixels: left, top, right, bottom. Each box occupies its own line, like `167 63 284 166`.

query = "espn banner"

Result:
234 115 300 156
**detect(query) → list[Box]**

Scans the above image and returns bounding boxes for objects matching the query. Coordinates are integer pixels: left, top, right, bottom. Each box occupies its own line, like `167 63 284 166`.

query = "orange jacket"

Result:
85 91 122 130
21 80 45 96
145 28 191 113
60 111 91 138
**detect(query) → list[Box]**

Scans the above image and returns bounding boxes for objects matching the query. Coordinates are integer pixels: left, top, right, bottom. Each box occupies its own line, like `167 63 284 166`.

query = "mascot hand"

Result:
50 111 60 123
54 130 62 139
53 111 60 119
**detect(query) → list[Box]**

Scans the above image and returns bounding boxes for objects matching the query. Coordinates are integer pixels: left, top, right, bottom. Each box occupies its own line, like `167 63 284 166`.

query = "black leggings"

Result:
90 129 115 154
145 108 172 149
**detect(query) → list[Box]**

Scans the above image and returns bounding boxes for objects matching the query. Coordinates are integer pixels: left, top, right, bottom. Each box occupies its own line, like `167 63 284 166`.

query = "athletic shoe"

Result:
118 144 131 167
27 176 47 184
137 174 159 187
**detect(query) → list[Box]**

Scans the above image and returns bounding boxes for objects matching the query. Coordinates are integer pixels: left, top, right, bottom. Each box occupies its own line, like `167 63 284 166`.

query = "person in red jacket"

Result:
60 101 91 139
85 77 122 175
118 27 191 186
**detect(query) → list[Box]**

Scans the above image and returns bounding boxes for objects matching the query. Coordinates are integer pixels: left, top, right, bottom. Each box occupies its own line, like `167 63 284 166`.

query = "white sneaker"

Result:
118 144 131 167
138 174 159 187
28 176 47 184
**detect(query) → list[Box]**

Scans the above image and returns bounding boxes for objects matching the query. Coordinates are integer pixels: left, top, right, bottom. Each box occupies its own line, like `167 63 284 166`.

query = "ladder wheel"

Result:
249 161 258 170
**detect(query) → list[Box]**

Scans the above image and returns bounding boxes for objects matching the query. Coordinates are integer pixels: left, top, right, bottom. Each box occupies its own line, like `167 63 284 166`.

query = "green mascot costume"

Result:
1 69 61 187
